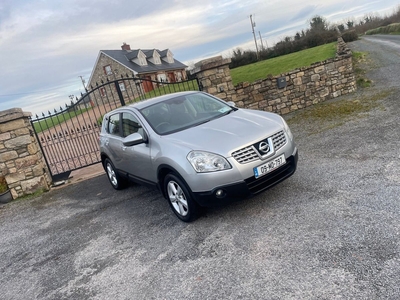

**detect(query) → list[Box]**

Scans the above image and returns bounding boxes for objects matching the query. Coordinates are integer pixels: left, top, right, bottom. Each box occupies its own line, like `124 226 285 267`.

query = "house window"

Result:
100 88 106 97
177 72 182 81
157 74 167 82
119 82 126 91
104 65 112 75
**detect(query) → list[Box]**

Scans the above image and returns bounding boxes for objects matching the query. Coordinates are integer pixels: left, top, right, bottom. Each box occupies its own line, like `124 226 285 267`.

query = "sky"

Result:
0 0 399 116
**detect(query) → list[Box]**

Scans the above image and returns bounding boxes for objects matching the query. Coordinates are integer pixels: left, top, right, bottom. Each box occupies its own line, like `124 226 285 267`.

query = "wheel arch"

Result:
157 164 186 199
100 153 110 170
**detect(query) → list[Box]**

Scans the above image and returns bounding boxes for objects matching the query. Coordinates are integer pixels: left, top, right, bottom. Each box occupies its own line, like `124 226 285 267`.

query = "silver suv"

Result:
99 91 298 221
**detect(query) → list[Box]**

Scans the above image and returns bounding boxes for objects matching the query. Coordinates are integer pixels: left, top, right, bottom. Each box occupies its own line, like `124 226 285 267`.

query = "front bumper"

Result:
192 151 298 207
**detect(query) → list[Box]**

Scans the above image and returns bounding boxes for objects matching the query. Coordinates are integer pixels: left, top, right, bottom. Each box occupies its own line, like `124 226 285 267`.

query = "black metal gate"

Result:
31 76 200 182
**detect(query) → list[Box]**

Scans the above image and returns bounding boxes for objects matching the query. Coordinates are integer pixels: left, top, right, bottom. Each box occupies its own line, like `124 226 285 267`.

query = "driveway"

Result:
1 36 399 299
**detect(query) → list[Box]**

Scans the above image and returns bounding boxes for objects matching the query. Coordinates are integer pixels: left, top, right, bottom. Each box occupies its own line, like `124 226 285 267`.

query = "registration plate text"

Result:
253 154 286 179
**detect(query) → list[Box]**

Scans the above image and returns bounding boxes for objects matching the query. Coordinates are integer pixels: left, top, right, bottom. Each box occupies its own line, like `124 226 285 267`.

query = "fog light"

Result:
215 189 225 198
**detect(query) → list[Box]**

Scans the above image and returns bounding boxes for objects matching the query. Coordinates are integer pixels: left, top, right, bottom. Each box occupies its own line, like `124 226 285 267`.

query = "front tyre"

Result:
164 173 198 222
104 158 127 190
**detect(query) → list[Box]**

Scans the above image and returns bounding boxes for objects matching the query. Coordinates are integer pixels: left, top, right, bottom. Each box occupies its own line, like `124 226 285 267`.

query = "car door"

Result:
120 112 154 183
105 112 125 170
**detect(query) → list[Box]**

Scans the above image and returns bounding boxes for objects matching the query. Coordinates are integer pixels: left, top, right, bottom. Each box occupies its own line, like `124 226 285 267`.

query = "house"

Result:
76 93 94 110
87 43 188 95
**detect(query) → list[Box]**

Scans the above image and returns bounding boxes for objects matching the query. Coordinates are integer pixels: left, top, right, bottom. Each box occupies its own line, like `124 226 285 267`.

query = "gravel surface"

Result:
0 35 399 300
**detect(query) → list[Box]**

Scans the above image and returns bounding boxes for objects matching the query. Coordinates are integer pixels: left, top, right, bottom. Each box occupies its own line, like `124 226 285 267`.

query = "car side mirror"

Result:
123 132 145 146
227 101 236 107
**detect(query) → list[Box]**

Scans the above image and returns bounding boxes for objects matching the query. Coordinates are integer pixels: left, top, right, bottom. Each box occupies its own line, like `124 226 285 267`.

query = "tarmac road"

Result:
0 36 399 299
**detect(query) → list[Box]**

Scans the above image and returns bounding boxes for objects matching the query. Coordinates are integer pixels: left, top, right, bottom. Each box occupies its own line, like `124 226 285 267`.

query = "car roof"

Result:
128 91 202 110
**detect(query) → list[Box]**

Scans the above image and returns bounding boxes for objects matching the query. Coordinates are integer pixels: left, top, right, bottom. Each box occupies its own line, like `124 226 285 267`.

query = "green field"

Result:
230 42 337 86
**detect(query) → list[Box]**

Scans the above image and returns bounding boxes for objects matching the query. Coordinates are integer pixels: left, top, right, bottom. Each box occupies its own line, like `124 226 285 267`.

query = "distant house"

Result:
87 43 188 96
77 93 93 109
67 93 93 112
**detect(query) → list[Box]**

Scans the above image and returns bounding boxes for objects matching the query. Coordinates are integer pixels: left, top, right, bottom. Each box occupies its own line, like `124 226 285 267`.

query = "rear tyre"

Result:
164 173 198 222
104 158 127 190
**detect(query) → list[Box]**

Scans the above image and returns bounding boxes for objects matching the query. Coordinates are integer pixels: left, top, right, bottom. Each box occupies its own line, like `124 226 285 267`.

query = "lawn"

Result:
230 42 337 86
128 80 199 103
32 108 90 133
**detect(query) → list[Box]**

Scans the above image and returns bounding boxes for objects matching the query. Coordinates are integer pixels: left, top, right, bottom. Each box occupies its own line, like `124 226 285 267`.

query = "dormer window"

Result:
161 50 174 64
147 50 162 65
167 54 174 63
154 56 161 64
139 56 147 66
138 51 148 66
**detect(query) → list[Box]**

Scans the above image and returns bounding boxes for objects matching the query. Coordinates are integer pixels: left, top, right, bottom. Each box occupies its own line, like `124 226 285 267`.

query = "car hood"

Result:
162 109 284 156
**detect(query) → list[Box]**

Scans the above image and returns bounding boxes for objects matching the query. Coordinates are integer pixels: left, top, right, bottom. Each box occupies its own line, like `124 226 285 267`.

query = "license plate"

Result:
253 154 286 179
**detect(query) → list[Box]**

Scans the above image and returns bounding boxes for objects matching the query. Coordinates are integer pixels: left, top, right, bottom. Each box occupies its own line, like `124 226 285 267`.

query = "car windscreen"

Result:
139 93 235 135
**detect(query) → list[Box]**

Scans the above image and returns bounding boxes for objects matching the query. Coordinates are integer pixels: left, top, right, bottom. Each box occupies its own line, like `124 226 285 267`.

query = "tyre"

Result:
164 173 198 222
104 158 127 190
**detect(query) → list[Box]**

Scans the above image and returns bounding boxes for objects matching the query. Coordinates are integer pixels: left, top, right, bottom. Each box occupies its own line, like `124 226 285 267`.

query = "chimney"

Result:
121 42 131 51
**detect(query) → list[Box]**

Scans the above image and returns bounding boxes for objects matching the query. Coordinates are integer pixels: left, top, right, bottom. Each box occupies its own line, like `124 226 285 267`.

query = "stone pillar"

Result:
0 108 50 199
190 56 236 102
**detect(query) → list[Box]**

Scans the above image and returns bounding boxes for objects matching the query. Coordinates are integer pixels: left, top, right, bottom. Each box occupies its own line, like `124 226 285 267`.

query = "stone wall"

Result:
0 108 50 199
192 37 356 115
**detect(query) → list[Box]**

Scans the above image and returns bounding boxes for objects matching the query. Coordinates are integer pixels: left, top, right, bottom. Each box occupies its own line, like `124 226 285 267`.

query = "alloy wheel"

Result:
167 180 189 217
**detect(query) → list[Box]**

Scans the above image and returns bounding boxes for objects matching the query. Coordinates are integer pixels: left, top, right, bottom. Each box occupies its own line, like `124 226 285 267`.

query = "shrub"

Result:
342 30 358 42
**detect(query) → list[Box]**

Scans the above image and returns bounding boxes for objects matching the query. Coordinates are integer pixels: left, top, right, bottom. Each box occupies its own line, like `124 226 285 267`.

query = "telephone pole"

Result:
250 14 259 60
258 31 264 51
78 76 86 90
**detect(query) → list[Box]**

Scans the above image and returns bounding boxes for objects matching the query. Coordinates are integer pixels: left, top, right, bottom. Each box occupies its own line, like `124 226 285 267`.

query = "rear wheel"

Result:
104 158 127 190
164 173 198 222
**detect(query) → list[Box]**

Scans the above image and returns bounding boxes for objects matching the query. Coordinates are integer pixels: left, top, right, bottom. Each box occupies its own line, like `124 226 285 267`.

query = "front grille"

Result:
232 130 287 164
271 131 286 151
231 146 259 164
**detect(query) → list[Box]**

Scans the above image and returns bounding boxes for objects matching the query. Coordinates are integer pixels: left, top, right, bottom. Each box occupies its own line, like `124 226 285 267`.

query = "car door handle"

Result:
121 146 127 151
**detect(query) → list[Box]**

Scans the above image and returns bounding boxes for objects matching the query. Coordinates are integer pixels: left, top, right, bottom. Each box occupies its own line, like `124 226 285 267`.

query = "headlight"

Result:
281 118 294 141
187 151 231 173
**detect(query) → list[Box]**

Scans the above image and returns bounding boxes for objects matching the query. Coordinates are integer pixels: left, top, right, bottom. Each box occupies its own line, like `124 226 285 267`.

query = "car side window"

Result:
122 113 143 138
107 113 121 136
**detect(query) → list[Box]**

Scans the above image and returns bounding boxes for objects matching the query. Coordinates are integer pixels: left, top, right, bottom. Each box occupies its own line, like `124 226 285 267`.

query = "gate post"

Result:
0 108 51 199
190 56 235 101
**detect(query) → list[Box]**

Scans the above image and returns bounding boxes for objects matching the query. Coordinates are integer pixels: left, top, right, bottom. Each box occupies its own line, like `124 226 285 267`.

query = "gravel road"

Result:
0 35 399 299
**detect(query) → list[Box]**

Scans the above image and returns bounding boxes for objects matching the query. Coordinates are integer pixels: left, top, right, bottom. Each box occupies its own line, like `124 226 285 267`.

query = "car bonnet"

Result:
162 109 284 157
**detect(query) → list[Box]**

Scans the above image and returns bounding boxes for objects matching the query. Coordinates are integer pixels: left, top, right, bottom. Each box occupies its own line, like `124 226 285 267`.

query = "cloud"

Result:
290 5 318 22
1 0 400 115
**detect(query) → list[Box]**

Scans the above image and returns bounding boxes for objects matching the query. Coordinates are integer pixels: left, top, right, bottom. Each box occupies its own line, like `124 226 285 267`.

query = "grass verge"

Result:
286 90 390 135
366 23 400 35
352 51 372 88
